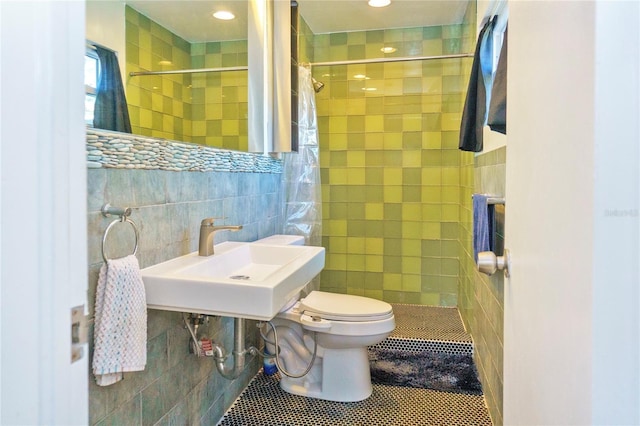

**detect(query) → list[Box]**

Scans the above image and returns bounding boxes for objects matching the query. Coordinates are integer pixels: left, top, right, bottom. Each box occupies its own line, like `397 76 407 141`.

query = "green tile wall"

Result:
125 7 248 151
460 147 505 426
125 6 192 142
190 41 248 151
455 3 504 425
314 22 472 305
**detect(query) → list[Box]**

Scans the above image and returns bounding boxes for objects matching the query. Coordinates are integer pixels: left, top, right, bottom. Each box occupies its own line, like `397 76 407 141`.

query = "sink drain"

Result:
230 275 251 280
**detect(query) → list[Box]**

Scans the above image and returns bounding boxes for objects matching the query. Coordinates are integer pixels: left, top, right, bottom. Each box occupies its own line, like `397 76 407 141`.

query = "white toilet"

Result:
256 232 395 402
267 291 395 402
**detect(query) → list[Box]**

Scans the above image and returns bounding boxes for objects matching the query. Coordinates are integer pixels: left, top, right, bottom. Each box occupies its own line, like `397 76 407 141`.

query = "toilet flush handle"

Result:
300 314 332 331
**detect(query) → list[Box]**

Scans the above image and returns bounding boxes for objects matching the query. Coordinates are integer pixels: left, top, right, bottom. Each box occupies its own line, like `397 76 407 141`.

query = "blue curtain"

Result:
93 46 132 133
459 18 496 152
488 25 507 134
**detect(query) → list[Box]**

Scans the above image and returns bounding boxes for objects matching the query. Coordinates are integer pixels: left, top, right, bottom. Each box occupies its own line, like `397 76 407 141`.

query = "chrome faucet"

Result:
198 218 243 256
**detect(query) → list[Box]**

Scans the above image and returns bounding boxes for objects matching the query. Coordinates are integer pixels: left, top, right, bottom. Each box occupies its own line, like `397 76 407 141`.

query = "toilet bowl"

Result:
266 290 395 402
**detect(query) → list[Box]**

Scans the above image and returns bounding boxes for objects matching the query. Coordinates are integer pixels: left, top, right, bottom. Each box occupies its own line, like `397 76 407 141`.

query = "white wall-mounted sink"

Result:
141 241 325 320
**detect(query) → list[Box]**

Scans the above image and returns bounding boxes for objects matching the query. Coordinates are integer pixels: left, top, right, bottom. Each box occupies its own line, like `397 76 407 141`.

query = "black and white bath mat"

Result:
369 347 483 395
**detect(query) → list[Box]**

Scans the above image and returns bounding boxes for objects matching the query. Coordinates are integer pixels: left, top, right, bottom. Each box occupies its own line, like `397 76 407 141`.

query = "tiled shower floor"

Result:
218 305 492 426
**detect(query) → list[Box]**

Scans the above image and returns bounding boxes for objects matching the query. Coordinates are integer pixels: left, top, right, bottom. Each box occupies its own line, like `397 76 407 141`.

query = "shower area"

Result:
299 10 477 306
289 2 504 423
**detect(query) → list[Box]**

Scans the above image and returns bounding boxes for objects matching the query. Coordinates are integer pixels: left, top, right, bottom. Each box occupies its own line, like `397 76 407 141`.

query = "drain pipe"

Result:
182 315 260 380
211 318 255 379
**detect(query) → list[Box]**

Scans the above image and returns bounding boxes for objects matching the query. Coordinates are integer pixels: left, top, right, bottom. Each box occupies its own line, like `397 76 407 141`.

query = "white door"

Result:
504 1 639 425
1 1 88 424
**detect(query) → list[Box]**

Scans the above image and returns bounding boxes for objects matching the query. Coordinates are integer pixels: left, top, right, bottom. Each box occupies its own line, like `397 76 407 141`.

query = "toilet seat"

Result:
299 291 393 322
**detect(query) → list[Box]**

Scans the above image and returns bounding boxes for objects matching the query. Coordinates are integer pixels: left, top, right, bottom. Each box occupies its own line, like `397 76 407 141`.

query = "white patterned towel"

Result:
93 255 147 386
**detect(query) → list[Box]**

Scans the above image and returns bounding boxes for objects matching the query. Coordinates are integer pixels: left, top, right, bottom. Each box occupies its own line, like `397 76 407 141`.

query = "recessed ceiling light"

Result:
368 0 391 7
362 87 378 91
213 10 235 20
158 60 172 66
381 46 397 54
353 74 370 80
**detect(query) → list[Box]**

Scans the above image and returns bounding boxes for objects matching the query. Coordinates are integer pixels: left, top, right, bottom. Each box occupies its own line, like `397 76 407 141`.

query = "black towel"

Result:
488 25 507 134
459 19 495 152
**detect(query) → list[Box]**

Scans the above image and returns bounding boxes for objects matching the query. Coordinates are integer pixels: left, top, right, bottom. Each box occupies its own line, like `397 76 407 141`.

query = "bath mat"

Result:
369 347 483 395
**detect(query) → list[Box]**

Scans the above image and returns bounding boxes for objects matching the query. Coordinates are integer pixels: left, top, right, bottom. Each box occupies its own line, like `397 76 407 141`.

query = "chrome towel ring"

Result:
101 203 139 263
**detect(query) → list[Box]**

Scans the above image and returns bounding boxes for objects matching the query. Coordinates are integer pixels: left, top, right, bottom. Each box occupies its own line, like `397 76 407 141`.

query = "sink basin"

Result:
141 241 325 320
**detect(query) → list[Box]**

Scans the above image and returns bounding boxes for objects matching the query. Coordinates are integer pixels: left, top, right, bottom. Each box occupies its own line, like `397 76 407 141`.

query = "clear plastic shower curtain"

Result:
281 65 322 250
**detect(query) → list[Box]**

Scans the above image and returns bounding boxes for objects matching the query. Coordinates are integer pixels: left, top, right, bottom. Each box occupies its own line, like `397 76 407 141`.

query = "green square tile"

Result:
383 115 403 132
384 203 402 220
442 24 463 39
330 185 349 202
402 168 421 185
383 256 402 273
364 272 384 290
402 185 422 203
366 220 385 238
366 30 384 43
383 151 403 166
421 240 441 257
423 113 442 131
441 240 459 257
348 44 366 60
423 258 444 278
383 221 402 239
422 204 441 221
328 32 347 46
422 150 442 167
422 184 442 202
441 223 458 239
330 151 347 167
422 26 443 40
403 40 423 56
347 203 365 220
441 258 460 276
403 27 423 41
402 132 422 149
365 150 385 167
347 186 367 203
364 186 384 202
348 220 367 237
443 38 461 54
384 28 404 42
347 115 365 132
442 150 461 166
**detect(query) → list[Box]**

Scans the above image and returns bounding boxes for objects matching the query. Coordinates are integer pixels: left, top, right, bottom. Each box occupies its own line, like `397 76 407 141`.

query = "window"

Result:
85 48 99 125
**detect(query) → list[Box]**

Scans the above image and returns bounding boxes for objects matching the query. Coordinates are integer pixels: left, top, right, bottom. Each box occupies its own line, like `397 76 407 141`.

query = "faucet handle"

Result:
201 217 225 226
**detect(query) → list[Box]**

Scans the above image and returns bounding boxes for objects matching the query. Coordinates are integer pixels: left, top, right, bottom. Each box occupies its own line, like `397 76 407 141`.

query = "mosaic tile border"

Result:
86 128 282 174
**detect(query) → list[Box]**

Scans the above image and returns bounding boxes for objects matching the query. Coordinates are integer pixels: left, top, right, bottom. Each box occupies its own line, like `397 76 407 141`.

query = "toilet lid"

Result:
299 291 393 322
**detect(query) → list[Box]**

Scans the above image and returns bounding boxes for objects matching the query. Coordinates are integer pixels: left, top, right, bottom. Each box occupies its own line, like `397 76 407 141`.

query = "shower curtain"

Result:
93 46 132 133
281 66 322 288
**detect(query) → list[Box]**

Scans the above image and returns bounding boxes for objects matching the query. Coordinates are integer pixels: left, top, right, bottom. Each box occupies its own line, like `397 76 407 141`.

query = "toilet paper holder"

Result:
477 250 511 277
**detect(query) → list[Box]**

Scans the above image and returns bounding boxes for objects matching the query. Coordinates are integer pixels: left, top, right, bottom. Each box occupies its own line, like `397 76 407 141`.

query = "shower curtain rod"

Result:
129 65 248 77
128 52 473 77
310 53 473 67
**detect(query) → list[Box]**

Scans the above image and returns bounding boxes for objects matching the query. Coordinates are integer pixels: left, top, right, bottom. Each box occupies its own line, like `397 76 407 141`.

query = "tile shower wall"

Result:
87 168 282 425
459 147 505 426
125 6 248 151
190 42 248 151
125 6 192 142
315 24 472 305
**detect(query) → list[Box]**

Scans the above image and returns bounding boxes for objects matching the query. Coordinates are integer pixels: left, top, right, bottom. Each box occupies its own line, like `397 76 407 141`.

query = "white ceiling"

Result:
125 0 470 43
